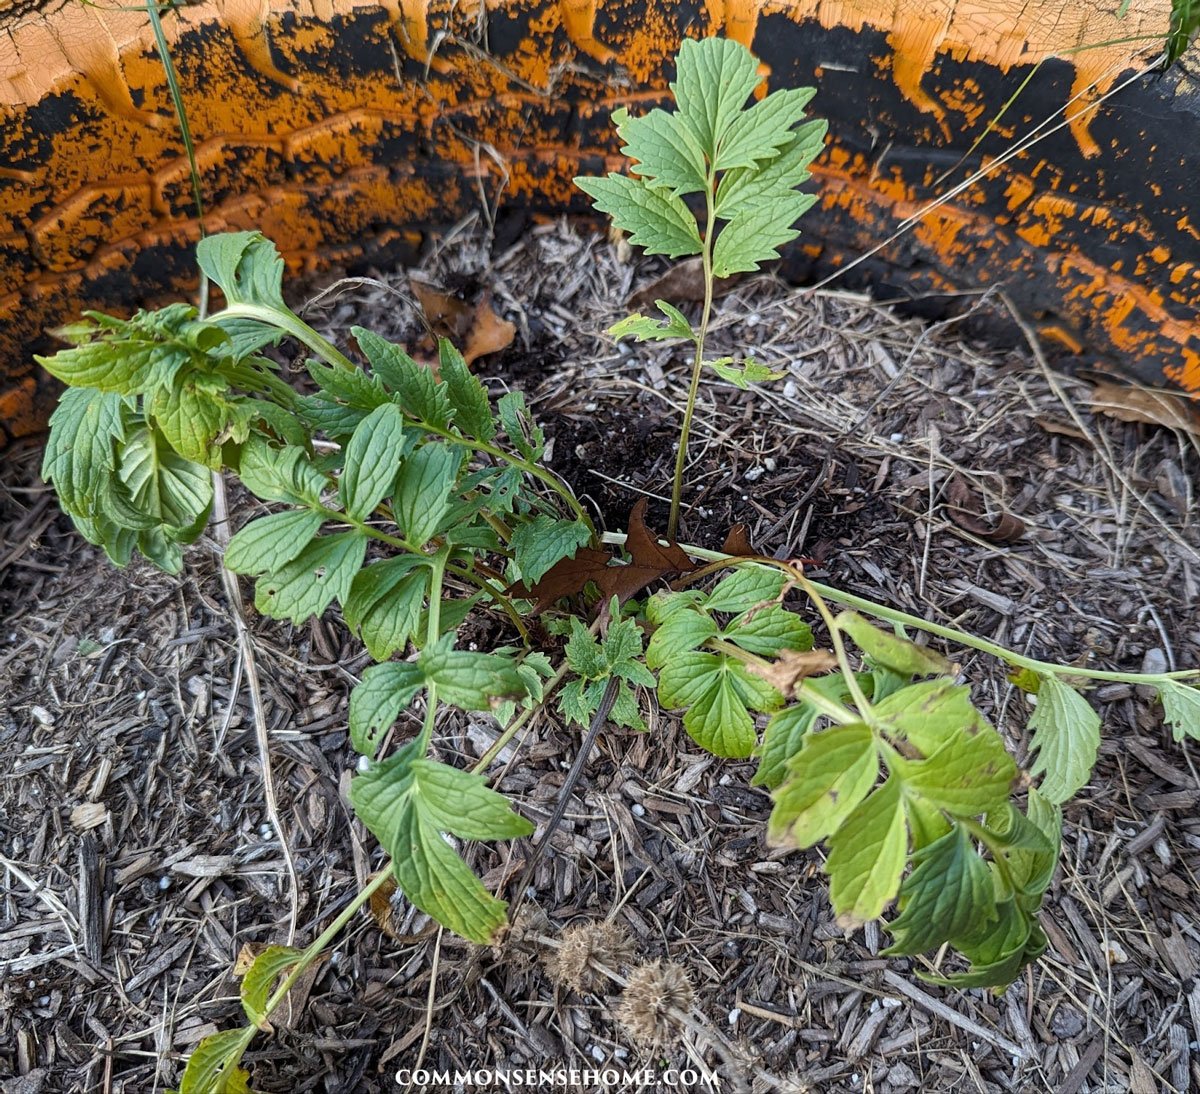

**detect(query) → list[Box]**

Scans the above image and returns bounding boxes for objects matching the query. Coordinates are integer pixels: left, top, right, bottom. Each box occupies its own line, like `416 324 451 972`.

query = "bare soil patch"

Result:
2 221 1199 1094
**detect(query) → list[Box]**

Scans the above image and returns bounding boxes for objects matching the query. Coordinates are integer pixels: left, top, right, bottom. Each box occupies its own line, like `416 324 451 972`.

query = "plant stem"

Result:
419 553 449 747
668 187 717 541
602 533 1200 686
217 303 358 372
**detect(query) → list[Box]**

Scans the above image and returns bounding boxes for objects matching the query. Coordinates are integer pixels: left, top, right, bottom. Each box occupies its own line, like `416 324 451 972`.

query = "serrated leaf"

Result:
574 174 703 258
708 356 786 389
884 824 997 956
224 509 325 575
672 36 761 156
197 232 286 312
115 426 213 530
768 723 877 847
754 703 820 790
723 605 813 656
1027 675 1100 804
658 650 781 758
338 403 406 520
827 775 907 927
704 566 786 613
899 716 1017 817
349 662 425 757
175 1027 255 1094
236 436 328 506
711 193 818 278
409 758 535 840
438 339 495 442
716 120 828 216
609 300 696 344
42 387 127 519
353 326 453 428
614 106 708 195
418 637 527 709
1158 679 1200 742
240 945 303 1031
873 680 975 756
394 443 462 546
714 86 817 170
253 531 367 624
148 375 234 468
496 390 545 461
645 608 719 666
837 612 952 678
510 516 592 584
343 555 429 661
349 745 525 943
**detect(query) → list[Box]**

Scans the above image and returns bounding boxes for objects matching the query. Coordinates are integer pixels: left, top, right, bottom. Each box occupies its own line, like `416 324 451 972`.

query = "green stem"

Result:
419 552 449 747
669 186 717 541
708 639 860 724
217 303 357 372
603 533 1200 686
264 868 394 1017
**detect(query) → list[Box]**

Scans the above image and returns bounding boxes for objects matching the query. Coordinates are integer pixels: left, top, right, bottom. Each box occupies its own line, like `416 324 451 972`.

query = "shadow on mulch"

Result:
2 220 1199 1094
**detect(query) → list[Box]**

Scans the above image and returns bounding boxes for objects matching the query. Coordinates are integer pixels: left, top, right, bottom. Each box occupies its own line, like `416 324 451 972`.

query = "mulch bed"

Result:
2 219 1198 1094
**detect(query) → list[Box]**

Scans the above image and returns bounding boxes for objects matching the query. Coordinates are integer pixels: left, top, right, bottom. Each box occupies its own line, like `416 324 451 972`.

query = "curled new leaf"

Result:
836 612 952 678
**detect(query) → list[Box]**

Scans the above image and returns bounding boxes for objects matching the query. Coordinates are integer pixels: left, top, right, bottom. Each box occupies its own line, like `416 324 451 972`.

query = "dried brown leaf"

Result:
746 648 837 700
945 474 1026 545
1089 380 1200 436
721 522 755 557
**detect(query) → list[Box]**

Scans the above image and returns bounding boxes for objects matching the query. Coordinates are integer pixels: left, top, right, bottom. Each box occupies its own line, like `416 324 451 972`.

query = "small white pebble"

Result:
744 466 764 482
631 803 645 817
38 996 50 1007
136 691 146 700
589 1045 605 1063
157 876 171 891
727 1008 741 1026
258 823 274 839
889 432 904 443
356 755 371 773
763 457 776 471
782 379 798 400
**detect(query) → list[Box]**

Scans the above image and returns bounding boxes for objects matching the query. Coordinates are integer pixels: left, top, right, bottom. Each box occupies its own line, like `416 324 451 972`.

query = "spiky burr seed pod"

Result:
616 960 695 1047
543 921 637 993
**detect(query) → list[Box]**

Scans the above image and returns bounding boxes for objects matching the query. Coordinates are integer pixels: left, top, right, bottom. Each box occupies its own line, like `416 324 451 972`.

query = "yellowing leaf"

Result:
827 776 907 927
768 723 877 847
1158 679 1200 742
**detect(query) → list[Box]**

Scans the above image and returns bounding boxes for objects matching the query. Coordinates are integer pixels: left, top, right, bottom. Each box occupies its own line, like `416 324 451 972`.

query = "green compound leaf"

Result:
560 610 655 731
573 174 703 259
884 823 997 957
715 85 817 171
722 604 813 657
253 531 367 624
237 436 328 507
240 945 303 1031
711 193 819 278
42 387 127 520
148 373 236 469
1157 679 1200 742
613 106 709 196
836 612 952 678
708 356 786 389
393 443 464 547
645 609 719 666
438 339 495 442
353 327 453 428
339 403 406 521
657 649 780 757
672 36 762 158
343 555 430 661
510 516 592 584
224 509 325 575
753 674 854 790
768 723 877 847
609 300 696 344
826 775 907 928
350 744 531 943
174 1027 255 1094
1027 674 1100 805
716 121 828 218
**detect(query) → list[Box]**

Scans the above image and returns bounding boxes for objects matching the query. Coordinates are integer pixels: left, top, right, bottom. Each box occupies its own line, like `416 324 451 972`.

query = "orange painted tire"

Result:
2 0 1198 445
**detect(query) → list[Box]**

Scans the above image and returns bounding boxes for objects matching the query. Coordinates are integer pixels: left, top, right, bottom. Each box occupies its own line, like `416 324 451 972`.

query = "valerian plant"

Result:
34 36 1200 1094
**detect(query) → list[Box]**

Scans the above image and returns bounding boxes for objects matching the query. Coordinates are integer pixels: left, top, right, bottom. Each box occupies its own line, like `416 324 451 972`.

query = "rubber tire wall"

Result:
2 0 1199 446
